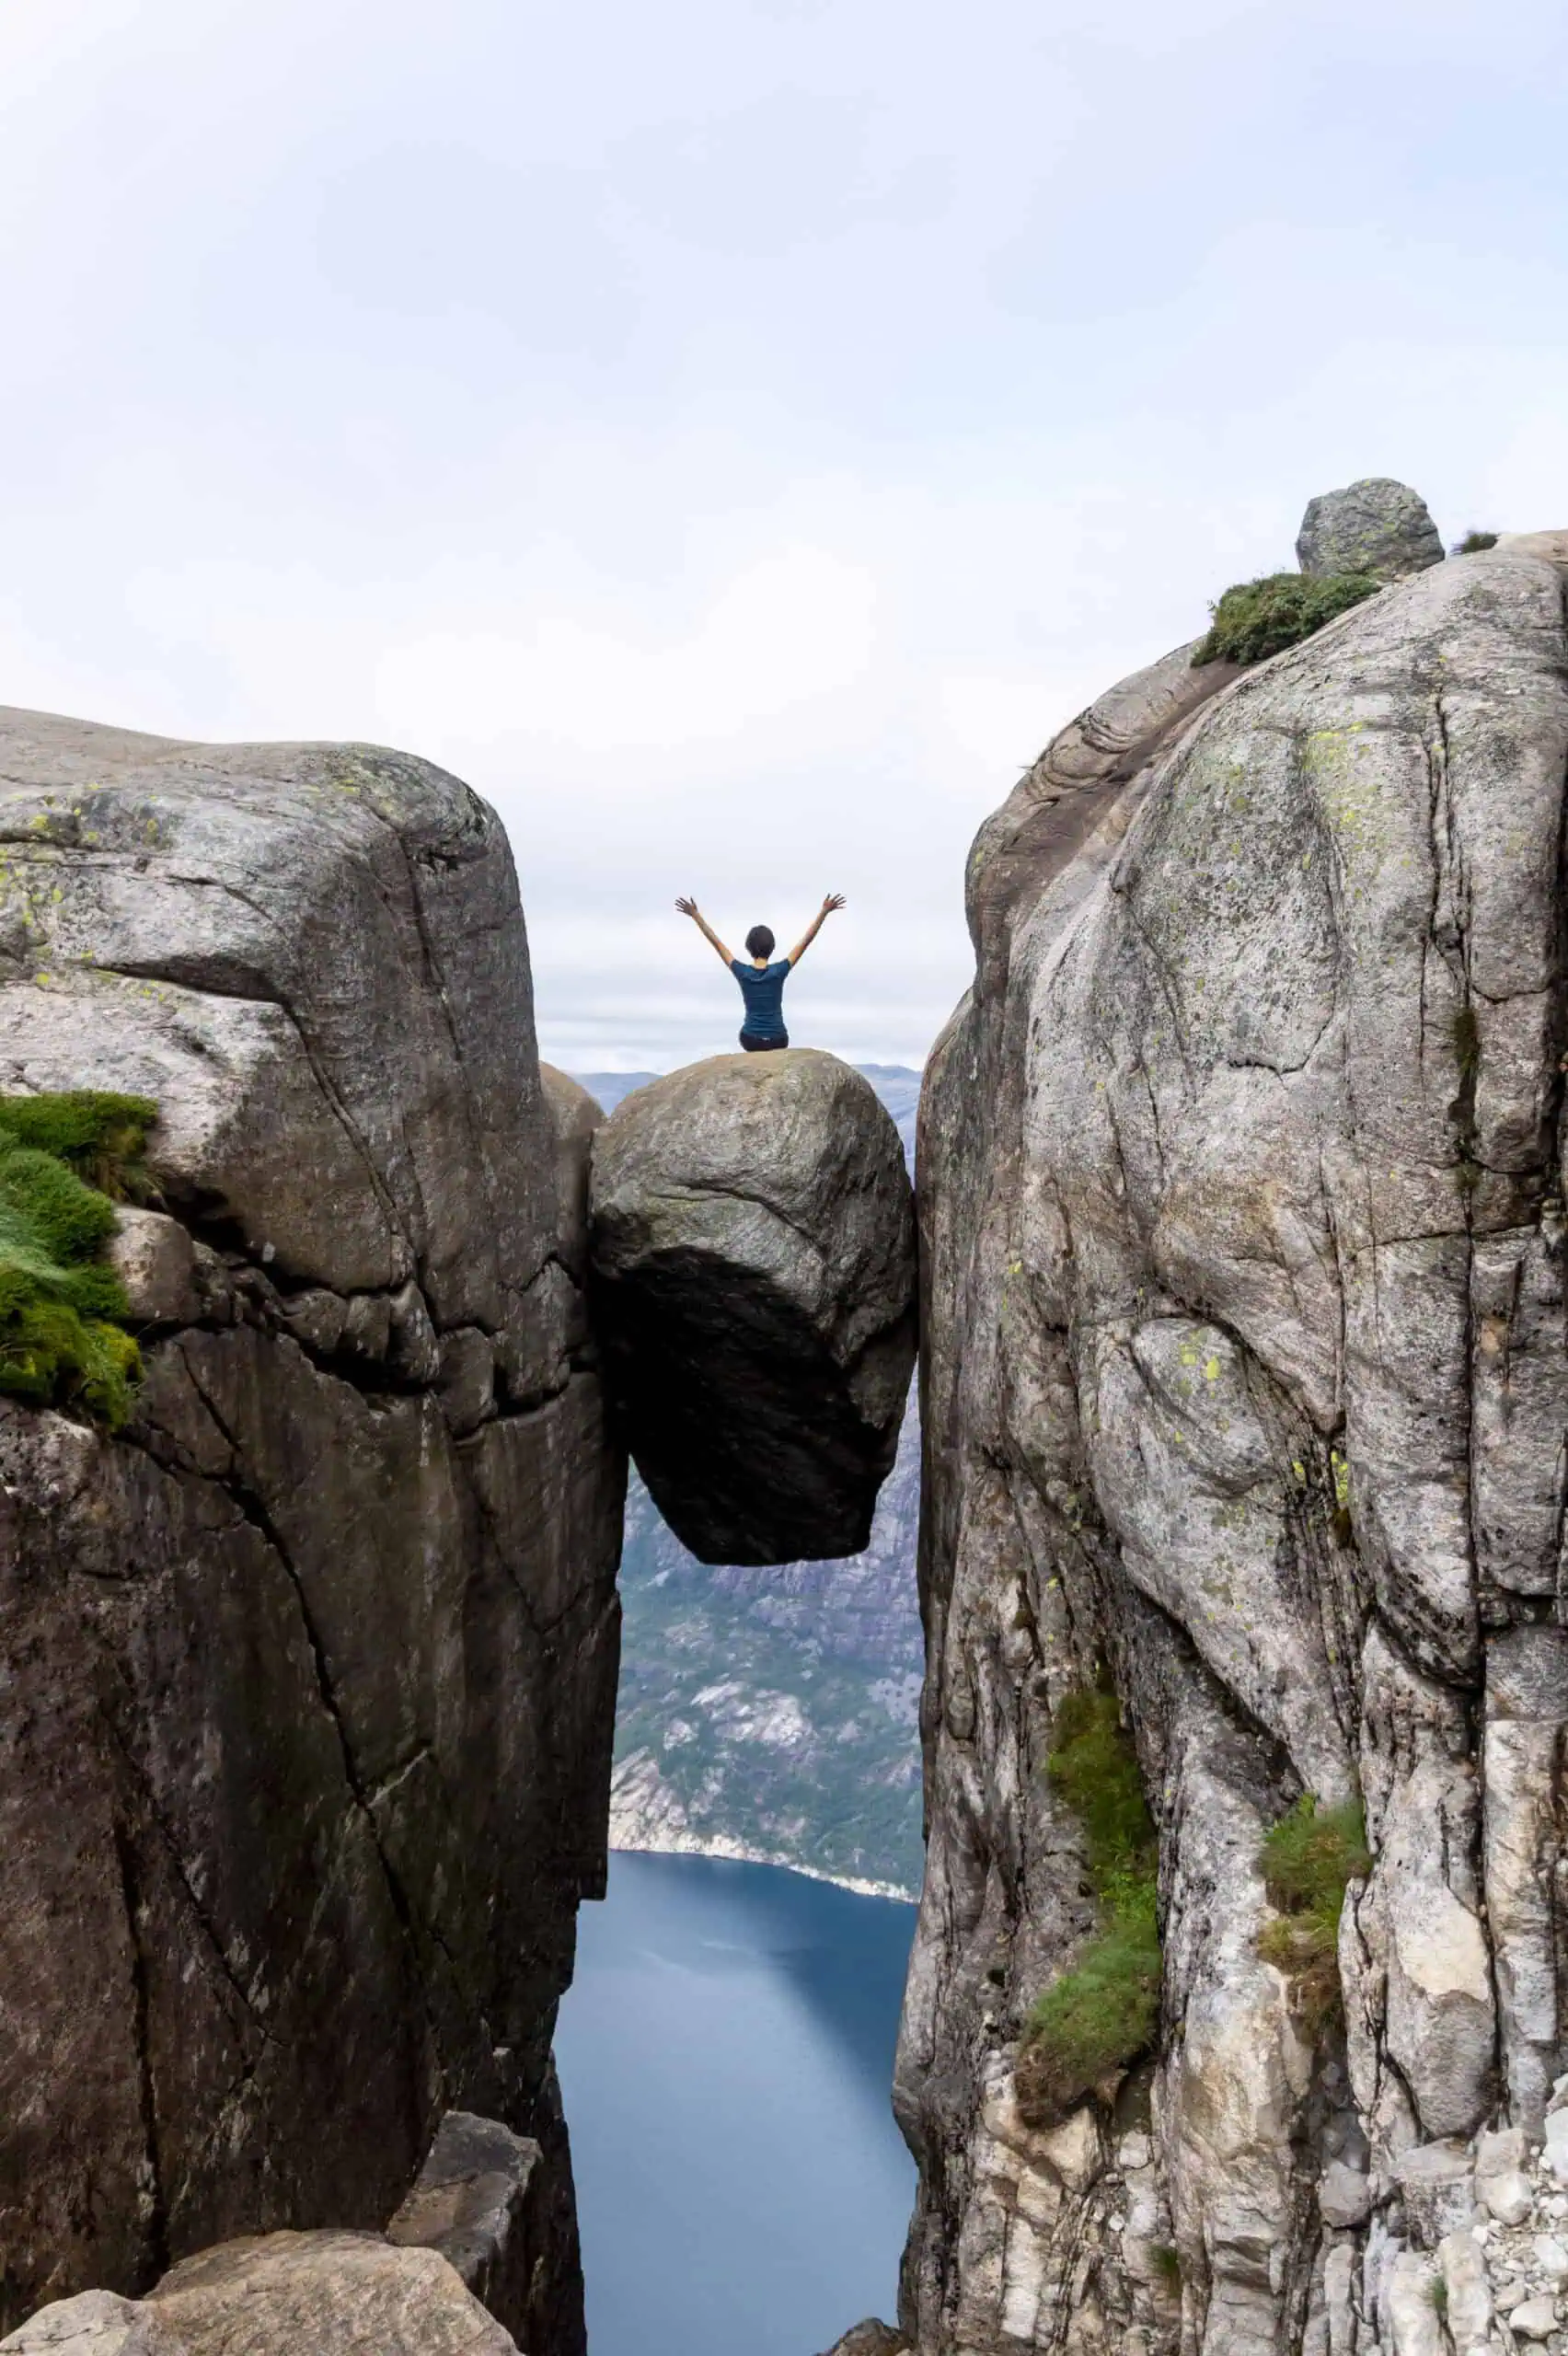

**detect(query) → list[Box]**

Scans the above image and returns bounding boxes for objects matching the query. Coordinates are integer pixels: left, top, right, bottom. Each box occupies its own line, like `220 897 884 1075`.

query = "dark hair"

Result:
744 924 776 959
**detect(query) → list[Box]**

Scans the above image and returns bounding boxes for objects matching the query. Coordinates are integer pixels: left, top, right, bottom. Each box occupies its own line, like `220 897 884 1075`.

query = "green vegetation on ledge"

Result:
0 1091 157 1428
1192 571 1380 667
1017 1688 1162 2123
1256 1794 1370 2030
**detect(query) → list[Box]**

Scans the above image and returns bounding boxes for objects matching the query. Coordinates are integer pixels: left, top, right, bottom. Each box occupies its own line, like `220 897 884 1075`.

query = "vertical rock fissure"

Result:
178 1357 450 2061
110 1818 170 2286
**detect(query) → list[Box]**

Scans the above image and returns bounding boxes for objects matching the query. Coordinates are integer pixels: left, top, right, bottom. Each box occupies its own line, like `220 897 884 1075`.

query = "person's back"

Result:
730 953 792 1047
675 895 846 1052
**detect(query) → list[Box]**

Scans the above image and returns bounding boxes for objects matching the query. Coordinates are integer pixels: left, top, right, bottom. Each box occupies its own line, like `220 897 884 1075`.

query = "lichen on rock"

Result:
895 535 1568 2353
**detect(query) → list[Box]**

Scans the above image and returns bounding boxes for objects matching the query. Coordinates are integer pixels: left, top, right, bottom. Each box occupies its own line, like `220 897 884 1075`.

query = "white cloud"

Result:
376 547 878 757
2 0 1566 1068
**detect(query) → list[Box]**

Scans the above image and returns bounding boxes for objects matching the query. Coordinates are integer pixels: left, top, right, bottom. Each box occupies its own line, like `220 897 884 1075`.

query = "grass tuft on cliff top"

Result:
1256 1795 1370 2032
1017 1688 1162 2123
1192 572 1380 668
0 1091 156 1429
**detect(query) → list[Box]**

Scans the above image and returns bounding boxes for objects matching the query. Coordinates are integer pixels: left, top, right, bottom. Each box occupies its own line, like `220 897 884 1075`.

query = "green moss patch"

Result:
1018 1689 1162 2122
1192 572 1380 668
1043 1689 1155 1878
1453 530 1498 555
0 1091 156 1428
1256 1795 1370 2031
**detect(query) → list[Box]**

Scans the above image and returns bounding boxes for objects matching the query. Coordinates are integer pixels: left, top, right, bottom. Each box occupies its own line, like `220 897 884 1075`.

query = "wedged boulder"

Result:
588 1048 916 1565
0 710 624 2345
0 2233 520 2356
1295 475 1444 578
386 2110 540 2340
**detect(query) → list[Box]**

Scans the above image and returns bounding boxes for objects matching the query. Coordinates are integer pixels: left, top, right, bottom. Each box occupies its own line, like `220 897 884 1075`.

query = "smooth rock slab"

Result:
1396 2142 1478 2249
0 2236 519 2356
1319 2160 1373 2228
589 1050 916 1564
1437 2228 1493 2351
386 2111 540 2345
1296 476 1445 578
1385 2253 1446 2356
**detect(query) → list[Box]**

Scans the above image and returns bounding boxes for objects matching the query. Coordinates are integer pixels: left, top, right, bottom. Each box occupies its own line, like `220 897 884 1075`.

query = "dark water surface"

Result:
555 1851 917 2356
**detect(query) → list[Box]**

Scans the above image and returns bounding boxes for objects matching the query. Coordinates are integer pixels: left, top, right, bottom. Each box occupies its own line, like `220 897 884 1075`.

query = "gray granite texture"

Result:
1295 476 1445 580
0 710 625 2350
588 1047 916 1565
0 2234 520 2356
897 546 1568 2354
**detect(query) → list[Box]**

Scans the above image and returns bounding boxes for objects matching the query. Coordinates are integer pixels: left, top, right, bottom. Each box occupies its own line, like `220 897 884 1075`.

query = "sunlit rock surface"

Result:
0 2234 520 2356
899 545 1568 2352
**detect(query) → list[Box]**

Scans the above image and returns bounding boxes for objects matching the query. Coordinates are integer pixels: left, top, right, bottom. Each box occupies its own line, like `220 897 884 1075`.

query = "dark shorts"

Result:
740 1030 789 1052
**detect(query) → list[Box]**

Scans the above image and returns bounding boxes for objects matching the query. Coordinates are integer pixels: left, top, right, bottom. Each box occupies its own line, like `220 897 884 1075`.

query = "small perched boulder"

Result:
818 2327 910 2356
589 1049 916 1565
1296 477 1444 580
386 2110 541 2344
0 2235 519 2356
1477 2126 1534 2226
1394 2142 1478 2249
1319 2160 1373 2228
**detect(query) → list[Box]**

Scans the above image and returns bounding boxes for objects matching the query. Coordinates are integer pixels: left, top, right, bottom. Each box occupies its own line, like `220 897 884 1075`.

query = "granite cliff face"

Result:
0 711 625 2347
900 539 1568 2354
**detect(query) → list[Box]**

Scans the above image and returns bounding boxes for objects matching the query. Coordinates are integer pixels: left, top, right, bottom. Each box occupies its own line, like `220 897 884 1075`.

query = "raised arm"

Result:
788 892 847 966
675 895 735 966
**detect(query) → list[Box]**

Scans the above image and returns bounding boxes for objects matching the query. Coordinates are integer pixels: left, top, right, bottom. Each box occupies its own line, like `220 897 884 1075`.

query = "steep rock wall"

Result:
0 710 625 2346
901 550 1568 2353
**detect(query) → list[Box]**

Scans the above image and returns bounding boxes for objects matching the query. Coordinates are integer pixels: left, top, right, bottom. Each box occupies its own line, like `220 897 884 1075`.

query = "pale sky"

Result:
3 0 1565 1068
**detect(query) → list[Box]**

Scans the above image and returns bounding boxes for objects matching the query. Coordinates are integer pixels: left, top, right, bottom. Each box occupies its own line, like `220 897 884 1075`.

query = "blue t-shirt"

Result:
730 957 791 1039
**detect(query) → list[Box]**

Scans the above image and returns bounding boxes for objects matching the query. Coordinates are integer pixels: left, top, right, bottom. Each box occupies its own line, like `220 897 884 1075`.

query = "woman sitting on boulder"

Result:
675 893 846 1052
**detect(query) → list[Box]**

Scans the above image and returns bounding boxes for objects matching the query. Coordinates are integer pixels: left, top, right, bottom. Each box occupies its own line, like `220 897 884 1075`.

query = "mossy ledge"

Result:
1193 570 1380 667
0 1091 157 1428
1016 1688 1162 2125
1255 1795 1370 2032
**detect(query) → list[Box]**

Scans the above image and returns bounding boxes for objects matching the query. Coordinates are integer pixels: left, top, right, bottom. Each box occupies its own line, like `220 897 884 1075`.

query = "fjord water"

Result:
556 1852 917 2356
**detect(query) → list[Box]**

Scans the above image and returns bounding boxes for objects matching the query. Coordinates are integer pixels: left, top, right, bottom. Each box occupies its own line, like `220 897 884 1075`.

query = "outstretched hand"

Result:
675 895 700 918
821 893 847 915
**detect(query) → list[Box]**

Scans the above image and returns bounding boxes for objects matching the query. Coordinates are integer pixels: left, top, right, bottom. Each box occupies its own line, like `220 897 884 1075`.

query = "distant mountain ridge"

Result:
571 1066 924 1894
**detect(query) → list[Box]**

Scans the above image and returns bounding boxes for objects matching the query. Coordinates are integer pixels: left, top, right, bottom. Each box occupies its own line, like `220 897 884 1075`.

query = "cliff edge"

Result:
901 532 1568 2353
0 710 625 2349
